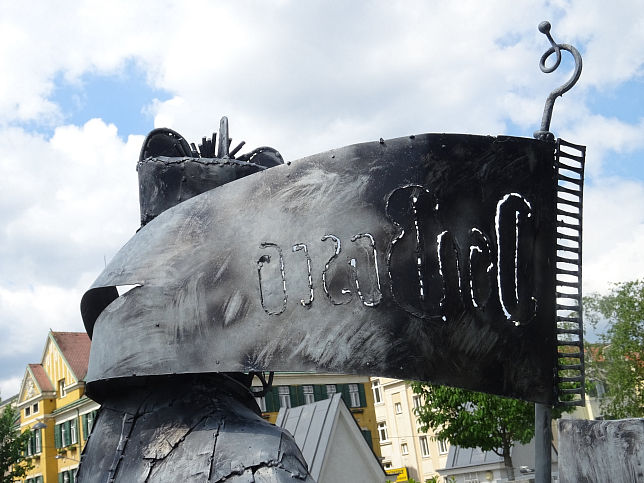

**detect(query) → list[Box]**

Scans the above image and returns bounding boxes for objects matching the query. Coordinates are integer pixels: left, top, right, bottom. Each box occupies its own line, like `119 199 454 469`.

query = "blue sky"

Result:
0 0 642 398
48 62 171 139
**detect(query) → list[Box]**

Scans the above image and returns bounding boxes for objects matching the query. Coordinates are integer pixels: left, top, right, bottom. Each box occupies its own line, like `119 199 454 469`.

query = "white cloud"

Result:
583 178 644 294
0 120 141 286
0 0 643 394
559 113 644 178
0 376 22 402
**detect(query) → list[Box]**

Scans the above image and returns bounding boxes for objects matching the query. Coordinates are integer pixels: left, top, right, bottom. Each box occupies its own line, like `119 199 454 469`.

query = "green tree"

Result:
0 405 33 482
584 280 644 419
411 384 537 481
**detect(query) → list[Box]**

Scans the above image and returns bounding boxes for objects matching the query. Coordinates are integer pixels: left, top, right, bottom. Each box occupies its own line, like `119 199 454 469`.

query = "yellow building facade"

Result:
251 372 381 459
16 331 99 483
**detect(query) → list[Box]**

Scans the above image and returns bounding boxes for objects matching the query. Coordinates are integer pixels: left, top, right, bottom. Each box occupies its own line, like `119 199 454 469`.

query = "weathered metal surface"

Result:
558 418 644 483
137 118 284 226
138 156 270 226
554 139 586 407
535 403 552 483
81 133 560 404
77 374 314 482
534 21 583 142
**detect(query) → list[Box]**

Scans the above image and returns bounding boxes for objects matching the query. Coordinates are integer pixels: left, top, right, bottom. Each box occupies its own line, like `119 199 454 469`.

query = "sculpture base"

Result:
77 374 314 482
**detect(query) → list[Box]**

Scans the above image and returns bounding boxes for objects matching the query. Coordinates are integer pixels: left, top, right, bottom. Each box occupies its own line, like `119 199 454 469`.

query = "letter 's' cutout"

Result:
321 235 352 305
350 234 382 307
257 243 287 315
495 193 537 325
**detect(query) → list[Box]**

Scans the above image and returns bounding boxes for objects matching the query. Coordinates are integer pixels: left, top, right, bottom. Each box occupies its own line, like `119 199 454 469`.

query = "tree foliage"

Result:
411 383 534 480
584 279 644 419
0 404 33 482
410 384 572 481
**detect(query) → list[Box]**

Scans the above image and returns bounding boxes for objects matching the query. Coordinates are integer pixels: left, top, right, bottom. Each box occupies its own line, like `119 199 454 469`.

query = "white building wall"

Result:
372 377 450 482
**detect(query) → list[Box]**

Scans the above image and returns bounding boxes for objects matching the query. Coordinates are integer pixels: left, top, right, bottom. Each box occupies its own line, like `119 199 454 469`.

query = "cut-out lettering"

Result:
292 243 314 307
386 185 443 319
350 233 382 307
321 235 352 305
257 243 287 315
495 193 537 325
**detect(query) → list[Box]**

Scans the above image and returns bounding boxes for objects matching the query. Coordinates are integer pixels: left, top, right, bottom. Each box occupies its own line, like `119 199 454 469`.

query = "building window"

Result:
251 387 266 412
377 422 389 442
325 384 336 397
87 411 95 434
413 395 421 410
371 379 382 404
302 385 315 404
438 439 449 454
394 402 402 414
255 395 266 411
464 473 480 483
29 433 39 455
34 429 41 453
401 442 409 455
56 419 79 448
419 435 430 457
58 379 66 397
82 410 98 441
70 418 78 444
348 384 360 408
32 402 39 413
278 386 291 408
25 406 31 417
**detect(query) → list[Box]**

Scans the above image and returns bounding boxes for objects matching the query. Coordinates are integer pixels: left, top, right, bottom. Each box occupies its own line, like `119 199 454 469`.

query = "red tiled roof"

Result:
28 363 54 392
51 332 91 381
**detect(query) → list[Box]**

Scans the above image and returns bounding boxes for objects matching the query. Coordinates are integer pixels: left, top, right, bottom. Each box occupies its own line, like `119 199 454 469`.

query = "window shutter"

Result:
271 388 281 412
296 386 305 406
338 384 350 406
55 423 62 448
313 385 325 401
289 386 299 407
64 420 71 446
82 414 88 441
263 388 273 412
265 387 279 412
358 383 367 407
361 429 373 450
58 472 64 483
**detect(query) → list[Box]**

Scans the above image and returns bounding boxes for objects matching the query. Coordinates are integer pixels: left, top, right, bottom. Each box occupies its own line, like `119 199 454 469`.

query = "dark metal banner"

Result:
81 134 559 404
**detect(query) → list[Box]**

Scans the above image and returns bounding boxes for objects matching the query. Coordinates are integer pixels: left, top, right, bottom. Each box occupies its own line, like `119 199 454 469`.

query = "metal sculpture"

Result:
533 21 583 142
77 20 586 482
77 119 315 482
82 133 561 405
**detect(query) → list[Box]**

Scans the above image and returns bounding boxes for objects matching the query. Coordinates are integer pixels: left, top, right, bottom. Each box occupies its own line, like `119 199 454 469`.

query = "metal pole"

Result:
535 403 552 483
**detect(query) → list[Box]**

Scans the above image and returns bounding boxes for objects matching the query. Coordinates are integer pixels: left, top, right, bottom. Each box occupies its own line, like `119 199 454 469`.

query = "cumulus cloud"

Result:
583 178 644 294
1 0 643 397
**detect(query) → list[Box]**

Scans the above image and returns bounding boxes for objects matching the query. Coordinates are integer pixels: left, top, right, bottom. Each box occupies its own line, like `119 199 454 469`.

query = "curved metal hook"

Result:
534 21 583 141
